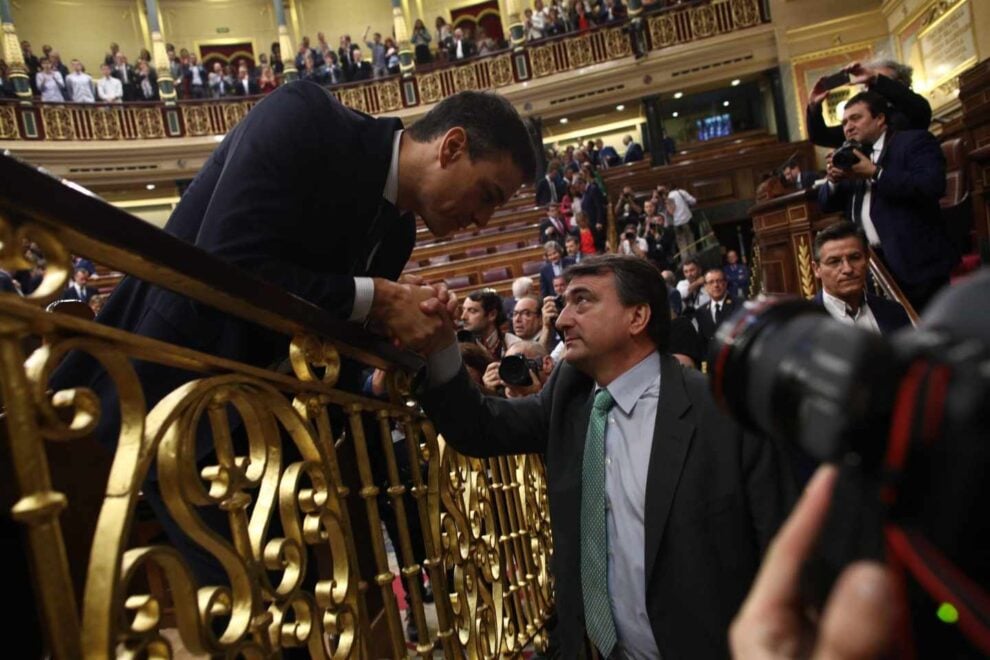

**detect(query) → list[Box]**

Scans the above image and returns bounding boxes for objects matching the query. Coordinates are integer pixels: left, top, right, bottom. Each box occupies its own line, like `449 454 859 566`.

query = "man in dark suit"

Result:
418 255 789 658
538 241 574 298
51 82 538 583
806 59 931 149
819 90 956 311
694 267 739 351
233 64 259 96
782 159 819 190
349 48 373 81
622 134 644 163
811 221 910 335
62 267 95 303
447 28 477 60
538 203 575 247
575 175 607 252
535 169 567 206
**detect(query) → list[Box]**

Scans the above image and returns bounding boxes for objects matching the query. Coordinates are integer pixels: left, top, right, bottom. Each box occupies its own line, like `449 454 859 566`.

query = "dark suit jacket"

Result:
819 129 957 288
350 61 373 82
234 77 260 96
538 215 577 246
807 74 932 149
448 39 477 60
581 183 607 250
539 257 574 298
421 354 789 658
623 142 644 163
695 296 739 348
535 175 567 206
813 290 910 335
61 284 95 303
52 81 415 447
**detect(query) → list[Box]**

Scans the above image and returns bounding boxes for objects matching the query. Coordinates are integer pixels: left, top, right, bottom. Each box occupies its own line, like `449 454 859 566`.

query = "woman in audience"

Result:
570 0 596 32
270 42 284 74
35 58 66 102
412 19 432 64
384 37 400 75
258 65 277 94
476 27 497 56
138 48 152 64
544 7 567 36
435 16 452 56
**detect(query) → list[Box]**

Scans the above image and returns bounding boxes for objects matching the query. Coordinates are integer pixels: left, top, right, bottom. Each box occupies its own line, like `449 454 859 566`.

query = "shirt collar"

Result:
598 351 660 416
383 129 402 208
871 130 886 156
822 289 866 320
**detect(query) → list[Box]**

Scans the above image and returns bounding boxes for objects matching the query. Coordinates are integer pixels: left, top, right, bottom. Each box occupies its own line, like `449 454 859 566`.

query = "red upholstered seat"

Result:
465 246 489 258
444 275 471 289
482 267 510 283
522 260 544 275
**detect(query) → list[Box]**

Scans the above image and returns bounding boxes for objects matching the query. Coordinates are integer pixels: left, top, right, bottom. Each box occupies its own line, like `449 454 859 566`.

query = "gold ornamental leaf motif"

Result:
796 236 816 299
90 107 121 140
565 35 593 68
530 45 556 77
183 105 211 136
376 79 402 112
690 4 718 38
0 104 17 139
730 0 761 27
453 64 479 92
220 103 247 132
41 106 75 140
417 72 442 104
604 27 632 59
135 107 164 139
337 88 367 113
648 14 678 48
488 54 514 87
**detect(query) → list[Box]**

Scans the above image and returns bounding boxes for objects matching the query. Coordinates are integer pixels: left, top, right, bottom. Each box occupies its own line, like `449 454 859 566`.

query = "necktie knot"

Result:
593 388 614 413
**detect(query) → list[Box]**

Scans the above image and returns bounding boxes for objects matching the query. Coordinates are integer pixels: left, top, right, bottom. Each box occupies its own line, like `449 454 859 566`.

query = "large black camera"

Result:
831 139 869 170
498 354 543 387
709 273 990 656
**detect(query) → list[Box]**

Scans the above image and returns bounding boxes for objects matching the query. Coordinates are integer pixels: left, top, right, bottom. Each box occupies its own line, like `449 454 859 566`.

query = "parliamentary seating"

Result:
667 129 777 164
415 204 543 244
410 222 540 266
405 243 545 290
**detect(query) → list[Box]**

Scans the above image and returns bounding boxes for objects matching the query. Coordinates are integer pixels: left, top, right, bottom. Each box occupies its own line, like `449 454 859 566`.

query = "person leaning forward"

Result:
418 254 793 659
51 81 537 583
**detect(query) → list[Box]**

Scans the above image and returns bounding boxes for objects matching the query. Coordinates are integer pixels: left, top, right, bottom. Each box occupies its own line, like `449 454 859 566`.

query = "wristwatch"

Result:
871 165 883 181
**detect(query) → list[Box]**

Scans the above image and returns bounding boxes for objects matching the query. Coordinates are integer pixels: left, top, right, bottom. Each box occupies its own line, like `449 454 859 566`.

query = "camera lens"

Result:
499 354 534 386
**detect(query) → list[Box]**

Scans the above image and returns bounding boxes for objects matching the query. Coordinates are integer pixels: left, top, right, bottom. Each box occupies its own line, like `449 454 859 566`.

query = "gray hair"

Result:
543 241 562 254
511 276 534 298
867 58 913 87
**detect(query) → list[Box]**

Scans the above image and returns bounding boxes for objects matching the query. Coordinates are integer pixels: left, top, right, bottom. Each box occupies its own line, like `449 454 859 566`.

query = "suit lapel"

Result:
644 355 695 585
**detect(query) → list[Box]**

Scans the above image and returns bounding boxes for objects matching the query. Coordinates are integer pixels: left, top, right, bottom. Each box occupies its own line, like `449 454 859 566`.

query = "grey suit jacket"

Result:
421 353 792 658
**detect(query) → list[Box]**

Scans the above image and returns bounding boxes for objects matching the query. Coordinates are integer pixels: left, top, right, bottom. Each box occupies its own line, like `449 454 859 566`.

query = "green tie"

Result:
581 388 617 657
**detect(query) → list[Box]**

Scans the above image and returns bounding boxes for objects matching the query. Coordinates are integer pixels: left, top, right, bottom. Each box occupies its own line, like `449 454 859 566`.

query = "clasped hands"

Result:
367 274 458 354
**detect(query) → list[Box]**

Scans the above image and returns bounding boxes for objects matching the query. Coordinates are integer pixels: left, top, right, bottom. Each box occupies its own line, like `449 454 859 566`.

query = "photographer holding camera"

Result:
481 339 554 399
819 90 957 311
619 222 649 258
807 58 931 149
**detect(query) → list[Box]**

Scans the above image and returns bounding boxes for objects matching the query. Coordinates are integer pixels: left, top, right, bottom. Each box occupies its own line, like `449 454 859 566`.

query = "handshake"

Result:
366 275 459 354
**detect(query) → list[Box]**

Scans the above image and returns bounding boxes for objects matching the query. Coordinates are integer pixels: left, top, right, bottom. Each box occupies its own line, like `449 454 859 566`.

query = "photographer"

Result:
619 222 648 258
807 59 932 149
481 340 554 399
613 184 643 223
819 91 957 311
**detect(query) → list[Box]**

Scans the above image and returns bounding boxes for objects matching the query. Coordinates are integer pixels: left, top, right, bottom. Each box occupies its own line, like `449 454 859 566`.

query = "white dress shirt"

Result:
821 290 880 334
66 72 95 102
858 130 885 247
97 75 123 102
666 189 696 227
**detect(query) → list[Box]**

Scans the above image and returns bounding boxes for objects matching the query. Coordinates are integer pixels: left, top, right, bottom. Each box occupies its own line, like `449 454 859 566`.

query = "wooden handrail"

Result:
868 246 919 326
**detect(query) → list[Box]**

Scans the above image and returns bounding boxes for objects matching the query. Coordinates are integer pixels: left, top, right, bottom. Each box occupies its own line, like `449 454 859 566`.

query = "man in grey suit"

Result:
419 254 791 658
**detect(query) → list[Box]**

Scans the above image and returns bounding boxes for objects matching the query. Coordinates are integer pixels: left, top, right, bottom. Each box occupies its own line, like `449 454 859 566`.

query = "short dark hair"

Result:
407 91 539 182
467 288 506 326
813 221 868 261
703 267 726 281
459 341 494 373
844 90 888 120
563 254 669 352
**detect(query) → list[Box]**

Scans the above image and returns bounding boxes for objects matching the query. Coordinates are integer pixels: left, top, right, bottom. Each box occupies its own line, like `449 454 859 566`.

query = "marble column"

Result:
504 0 525 50
273 0 298 83
0 0 33 100
391 0 414 77
143 0 176 103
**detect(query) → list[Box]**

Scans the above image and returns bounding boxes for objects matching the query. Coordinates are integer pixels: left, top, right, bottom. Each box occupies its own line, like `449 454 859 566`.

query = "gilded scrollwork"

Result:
648 14 679 48
134 107 165 139
41 105 76 140
529 45 556 77
336 88 368 114
453 64 480 93
417 72 443 104
565 35 593 68
90 106 122 140
690 4 718 38
488 55 514 87
376 80 403 112
604 27 632 59
0 216 71 305
221 103 247 133
182 105 211 136
730 0 761 27
0 104 17 139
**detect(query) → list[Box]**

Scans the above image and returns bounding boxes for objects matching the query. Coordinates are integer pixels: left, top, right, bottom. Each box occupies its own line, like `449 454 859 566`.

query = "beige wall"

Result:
11 0 146 73
160 0 278 63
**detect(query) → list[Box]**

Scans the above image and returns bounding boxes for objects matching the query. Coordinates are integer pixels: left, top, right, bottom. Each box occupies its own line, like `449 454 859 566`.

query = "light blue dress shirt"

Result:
599 351 662 659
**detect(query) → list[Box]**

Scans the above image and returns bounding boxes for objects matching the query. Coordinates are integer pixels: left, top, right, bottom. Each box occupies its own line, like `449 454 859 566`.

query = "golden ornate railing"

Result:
0 152 553 657
0 0 768 143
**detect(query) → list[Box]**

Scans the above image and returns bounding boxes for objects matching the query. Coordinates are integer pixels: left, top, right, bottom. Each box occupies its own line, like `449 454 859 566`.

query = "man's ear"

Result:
439 127 468 168
812 260 822 280
628 303 651 337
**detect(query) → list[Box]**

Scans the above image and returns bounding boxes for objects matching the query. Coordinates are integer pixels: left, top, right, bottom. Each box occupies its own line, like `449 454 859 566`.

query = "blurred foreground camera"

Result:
498 354 542 387
709 273 990 657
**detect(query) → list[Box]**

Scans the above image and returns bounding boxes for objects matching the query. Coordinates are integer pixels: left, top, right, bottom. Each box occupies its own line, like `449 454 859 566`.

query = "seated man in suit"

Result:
622 134 644 163
782 159 818 190
419 254 790 659
819 90 957 311
539 241 574 298
62 267 95 303
812 221 910 335
695 267 738 351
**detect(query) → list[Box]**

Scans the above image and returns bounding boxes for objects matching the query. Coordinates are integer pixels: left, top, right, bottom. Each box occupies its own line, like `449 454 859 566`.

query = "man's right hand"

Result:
809 77 830 106
482 361 503 392
369 279 449 351
541 296 559 327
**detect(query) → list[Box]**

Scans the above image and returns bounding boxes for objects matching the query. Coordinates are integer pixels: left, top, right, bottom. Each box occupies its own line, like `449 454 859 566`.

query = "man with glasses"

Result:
695 267 738 351
511 295 543 341
811 221 910 335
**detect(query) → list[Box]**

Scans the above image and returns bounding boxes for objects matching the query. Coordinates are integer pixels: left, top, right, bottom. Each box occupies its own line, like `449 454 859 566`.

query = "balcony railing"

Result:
0 0 768 143
0 151 553 657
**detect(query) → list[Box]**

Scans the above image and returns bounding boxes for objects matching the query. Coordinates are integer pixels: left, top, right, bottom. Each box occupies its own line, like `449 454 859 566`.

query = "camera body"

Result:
831 139 868 170
498 354 542 386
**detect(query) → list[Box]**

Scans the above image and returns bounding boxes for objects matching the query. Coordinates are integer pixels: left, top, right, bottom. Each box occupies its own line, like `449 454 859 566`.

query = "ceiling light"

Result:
731 79 741 86
559 117 568 124
145 184 156 190
615 104 625 111
673 91 683 99
723 100 730 107
672 111 679 118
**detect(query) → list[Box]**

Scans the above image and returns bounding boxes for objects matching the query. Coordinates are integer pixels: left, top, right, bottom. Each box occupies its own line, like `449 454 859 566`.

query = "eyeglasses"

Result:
512 310 538 318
